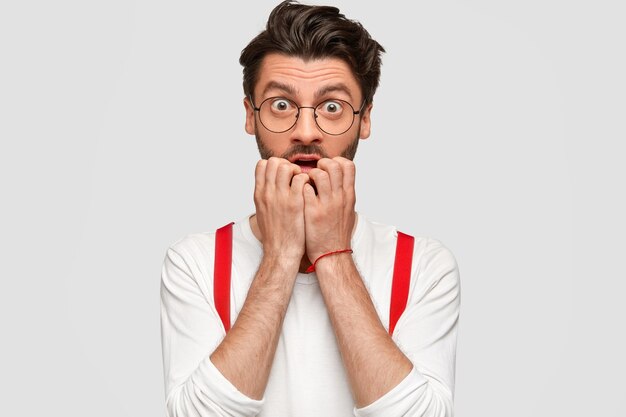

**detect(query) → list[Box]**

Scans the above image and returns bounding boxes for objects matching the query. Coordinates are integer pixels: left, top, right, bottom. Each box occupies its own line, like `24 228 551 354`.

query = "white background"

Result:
1 0 624 416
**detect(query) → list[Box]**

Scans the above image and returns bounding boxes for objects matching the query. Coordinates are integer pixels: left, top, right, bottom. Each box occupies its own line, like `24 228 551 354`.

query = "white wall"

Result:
1 1 624 415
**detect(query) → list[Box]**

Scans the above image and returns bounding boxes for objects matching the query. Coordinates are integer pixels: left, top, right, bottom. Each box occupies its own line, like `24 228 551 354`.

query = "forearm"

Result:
315 254 413 408
210 255 298 400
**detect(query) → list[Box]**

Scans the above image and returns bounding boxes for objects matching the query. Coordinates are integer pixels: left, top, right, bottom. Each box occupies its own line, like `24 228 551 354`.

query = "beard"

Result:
254 122 361 162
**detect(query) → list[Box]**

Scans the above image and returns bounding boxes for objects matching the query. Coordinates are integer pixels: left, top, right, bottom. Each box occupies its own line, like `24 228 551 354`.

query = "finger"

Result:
255 159 268 191
334 157 356 195
290 173 310 194
264 157 282 187
303 183 317 207
307 168 331 200
317 158 343 193
276 161 301 189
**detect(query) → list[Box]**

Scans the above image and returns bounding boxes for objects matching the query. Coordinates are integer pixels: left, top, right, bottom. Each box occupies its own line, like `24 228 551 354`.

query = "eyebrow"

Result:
314 83 354 101
261 81 298 98
260 81 355 102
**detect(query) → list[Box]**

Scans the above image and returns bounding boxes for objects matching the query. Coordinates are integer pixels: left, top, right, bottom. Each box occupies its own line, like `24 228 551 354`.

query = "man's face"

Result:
244 53 372 173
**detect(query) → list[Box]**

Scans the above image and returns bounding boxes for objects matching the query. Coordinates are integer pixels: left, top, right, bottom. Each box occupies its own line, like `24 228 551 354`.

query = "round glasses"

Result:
251 96 364 136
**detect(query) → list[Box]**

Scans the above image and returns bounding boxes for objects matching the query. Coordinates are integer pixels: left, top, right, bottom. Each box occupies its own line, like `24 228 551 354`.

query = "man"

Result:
160 2 460 416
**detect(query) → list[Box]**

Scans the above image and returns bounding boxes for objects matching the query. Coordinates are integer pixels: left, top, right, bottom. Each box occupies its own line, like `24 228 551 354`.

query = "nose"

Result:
291 107 323 145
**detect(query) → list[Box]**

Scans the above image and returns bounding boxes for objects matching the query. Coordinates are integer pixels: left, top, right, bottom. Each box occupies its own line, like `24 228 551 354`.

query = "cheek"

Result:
256 130 291 156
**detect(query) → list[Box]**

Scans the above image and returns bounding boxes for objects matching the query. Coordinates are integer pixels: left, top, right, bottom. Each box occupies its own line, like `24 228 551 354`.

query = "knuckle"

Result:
317 158 329 167
342 159 355 169
255 160 266 175
339 157 354 171
291 173 304 183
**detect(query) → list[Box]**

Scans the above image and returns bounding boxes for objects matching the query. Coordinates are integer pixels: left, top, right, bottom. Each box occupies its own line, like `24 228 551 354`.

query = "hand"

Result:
303 157 357 262
254 157 310 263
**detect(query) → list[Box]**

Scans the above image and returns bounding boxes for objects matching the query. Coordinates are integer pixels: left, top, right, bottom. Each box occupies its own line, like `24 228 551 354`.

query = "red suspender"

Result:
213 223 414 336
214 222 234 333
389 231 415 336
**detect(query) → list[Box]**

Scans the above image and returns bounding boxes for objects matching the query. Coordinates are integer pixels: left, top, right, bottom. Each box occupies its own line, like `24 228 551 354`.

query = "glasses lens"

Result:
257 97 357 135
315 99 355 135
259 97 299 133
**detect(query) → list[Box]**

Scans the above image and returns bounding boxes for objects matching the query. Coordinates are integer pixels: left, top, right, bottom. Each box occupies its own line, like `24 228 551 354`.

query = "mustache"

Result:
280 144 329 161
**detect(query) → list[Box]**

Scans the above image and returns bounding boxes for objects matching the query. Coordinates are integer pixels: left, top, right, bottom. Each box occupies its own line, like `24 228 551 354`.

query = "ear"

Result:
359 102 373 139
244 96 256 135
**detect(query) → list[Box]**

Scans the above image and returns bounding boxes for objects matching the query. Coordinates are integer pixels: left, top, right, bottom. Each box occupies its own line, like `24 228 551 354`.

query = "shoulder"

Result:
168 231 215 268
417 237 459 276
358 214 458 267
161 230 217 298
162 219 250 291
358 214 460 298
410 237 461 304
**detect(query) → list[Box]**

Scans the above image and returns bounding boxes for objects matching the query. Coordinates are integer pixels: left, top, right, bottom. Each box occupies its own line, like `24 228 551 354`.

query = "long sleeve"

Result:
355 237 461 417
160 238 264 417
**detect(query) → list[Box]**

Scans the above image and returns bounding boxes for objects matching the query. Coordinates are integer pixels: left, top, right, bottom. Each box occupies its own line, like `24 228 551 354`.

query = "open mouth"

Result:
288 154 321 171
294 159 318 169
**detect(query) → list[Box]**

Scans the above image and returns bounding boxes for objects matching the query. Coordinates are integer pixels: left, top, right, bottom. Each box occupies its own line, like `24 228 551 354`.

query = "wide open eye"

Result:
316 100 348 122
319 100 344 114
270 98 294 112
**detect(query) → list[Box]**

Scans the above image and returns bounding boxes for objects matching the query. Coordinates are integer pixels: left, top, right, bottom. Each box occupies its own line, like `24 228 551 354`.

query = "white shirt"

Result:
160 212 460 417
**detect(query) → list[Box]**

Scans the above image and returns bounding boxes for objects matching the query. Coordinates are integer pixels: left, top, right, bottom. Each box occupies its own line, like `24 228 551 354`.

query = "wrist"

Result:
261 251 302 271
306 249 353 273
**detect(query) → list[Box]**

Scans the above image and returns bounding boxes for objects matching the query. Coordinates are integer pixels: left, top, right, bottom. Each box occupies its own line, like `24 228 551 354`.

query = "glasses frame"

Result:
250 95 366 136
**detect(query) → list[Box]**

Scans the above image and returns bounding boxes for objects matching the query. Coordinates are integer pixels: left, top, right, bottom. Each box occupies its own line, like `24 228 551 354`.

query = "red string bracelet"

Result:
306 249 353 273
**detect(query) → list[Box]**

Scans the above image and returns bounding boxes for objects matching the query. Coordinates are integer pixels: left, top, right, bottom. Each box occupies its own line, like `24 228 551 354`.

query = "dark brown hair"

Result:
239 1 385 105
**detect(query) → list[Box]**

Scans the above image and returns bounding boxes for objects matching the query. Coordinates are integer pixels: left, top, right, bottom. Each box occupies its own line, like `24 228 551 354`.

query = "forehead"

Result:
254 53 362 102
